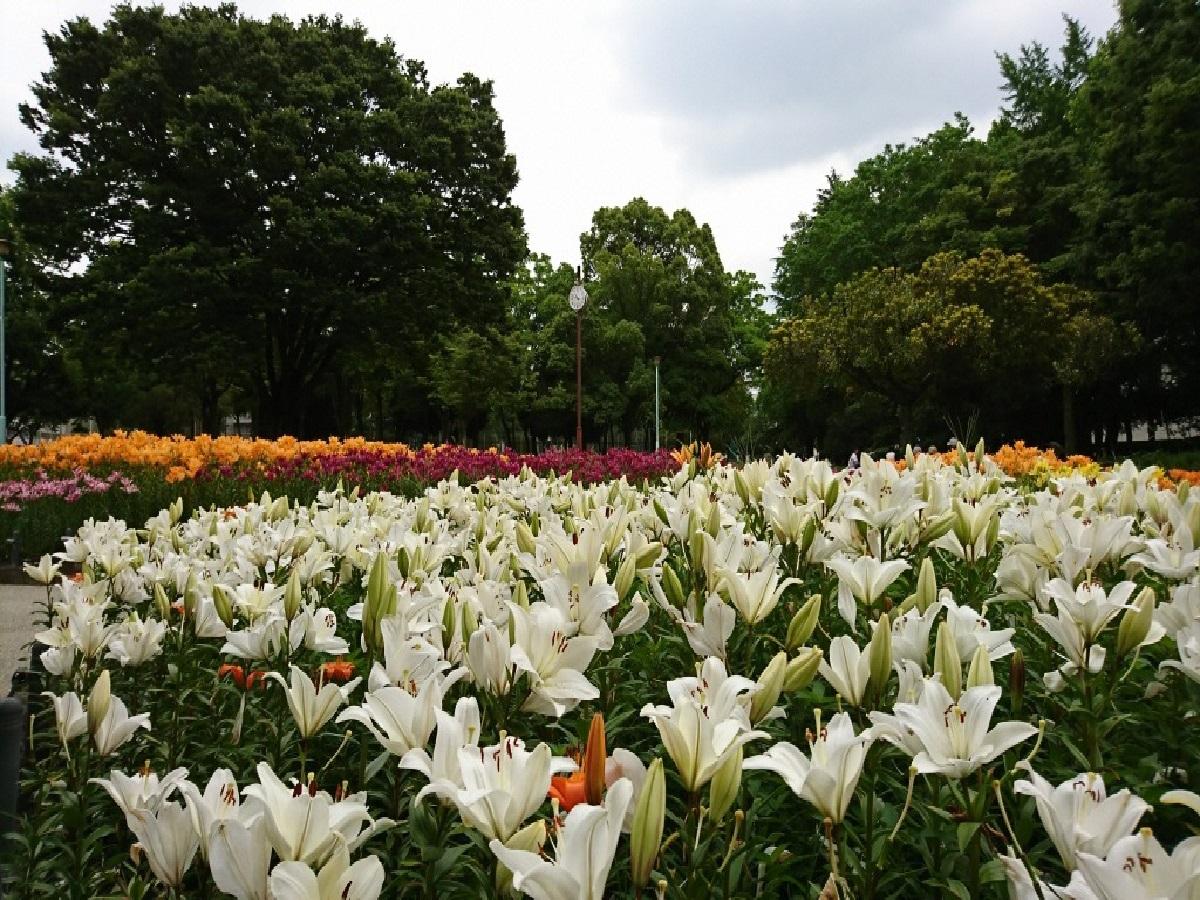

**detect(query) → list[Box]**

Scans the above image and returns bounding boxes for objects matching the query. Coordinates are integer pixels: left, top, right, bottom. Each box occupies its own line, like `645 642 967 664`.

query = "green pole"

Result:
654 356 661 450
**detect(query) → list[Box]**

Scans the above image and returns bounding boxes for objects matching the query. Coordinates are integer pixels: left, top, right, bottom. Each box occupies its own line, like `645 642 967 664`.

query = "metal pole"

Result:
575 309 583 451
654 359 661 450
0 257 6 445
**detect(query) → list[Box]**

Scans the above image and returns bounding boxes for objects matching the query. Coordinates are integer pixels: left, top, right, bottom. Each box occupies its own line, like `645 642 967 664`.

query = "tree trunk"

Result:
1062 384 1077 454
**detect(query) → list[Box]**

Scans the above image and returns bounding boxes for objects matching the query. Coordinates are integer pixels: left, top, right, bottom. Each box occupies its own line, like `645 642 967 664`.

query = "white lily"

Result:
1014 763 1149 870
23 554 61 585
91 766 189 827
44 691 87 751
106 615 168 667
1075 828 1200 900
337 679 441 757
269 665 361 740
1040 578 1136 644
126 800 200 891
640 657 767 792
744 711 873 822
417 735 574 841
510 602 600 717
269 843 384 900
942 594 1016 661
398 697 482 785
93 695 151 757
825 554 910 627
489 778 634 900
717 562 800 625
819 635 873 707
998 854 1098 900
880 678 1037 778
208 816 272 900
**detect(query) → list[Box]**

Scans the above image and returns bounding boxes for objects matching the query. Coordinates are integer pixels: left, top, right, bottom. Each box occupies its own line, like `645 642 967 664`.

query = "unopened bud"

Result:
614 555 637 602
784 647 823 692
631 759 667 889
153 583 171 621
88 669 111 737
786 595 821 651
916 558 937 613
661 565 686 608
515 521 536 556
584 713 607 806
966 643 994 688
934 621 962 699
513 580 530 609
211 583 234 628
708 745 742 823
868 613 893 698
750 652 787 724
284 569 303 622
1116 587 1155 659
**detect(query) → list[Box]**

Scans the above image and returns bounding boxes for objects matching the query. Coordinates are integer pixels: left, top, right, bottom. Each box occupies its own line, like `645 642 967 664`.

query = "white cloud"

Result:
0 1 1119 289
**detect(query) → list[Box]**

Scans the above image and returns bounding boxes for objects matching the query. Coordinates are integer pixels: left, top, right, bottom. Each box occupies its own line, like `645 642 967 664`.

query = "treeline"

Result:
2 1 1197 456
766 0 1200 457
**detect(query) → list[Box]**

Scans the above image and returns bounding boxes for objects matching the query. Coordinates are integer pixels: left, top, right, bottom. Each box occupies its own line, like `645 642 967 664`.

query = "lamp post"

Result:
653 355 661 450
568 274 588 451
0 237 10 446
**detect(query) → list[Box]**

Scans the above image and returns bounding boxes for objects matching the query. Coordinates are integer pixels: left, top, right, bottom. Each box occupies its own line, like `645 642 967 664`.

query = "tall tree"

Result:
1074 0 1200 422
13 3 525 436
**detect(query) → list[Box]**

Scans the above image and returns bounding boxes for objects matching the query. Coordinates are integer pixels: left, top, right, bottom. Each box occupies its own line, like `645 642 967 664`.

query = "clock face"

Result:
568 284 588 311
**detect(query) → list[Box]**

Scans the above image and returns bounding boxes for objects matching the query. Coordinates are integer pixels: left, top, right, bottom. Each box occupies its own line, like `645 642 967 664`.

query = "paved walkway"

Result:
0 585 43 696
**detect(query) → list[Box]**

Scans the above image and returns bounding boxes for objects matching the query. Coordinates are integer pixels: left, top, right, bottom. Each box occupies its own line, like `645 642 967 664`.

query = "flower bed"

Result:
6 447 1200 897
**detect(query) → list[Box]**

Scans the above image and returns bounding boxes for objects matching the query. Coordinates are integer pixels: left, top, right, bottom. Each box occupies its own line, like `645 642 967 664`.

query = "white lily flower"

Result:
717 562 800 625
232 583 285 622
40 644 77 676
208 816 272 900
181 768 252 848
819 635 873 707
399 697 482 785
91 766 189 827
44 691 87 750
221 616 289 661
1161 621 1200 684
825 554 909 627
126 800 200 891
613 594 650 637
1075 829 1200 900
23 554 61 585
942 594 1016 661
1013 763 1150 870
466 621 515 695
744 712 873 822
337 679 442 757
489 777 634 900
269 843 384 900
881 678 1037 778
998 854 1098 900
416 735 574 841
93 696 151 757
243 763 382 865
268 665 361 740
641 657 767 792
510 602 600 717
299 606 350 655
106 615 168 667
890 601 943 666
539 572 619 650
1040 578 1136 644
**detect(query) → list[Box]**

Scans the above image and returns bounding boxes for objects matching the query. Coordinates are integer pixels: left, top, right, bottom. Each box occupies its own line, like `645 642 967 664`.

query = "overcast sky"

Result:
0 1 1119 290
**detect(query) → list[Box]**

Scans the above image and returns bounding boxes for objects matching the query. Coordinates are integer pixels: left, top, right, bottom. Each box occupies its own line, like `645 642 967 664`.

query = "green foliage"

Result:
11 4 524 437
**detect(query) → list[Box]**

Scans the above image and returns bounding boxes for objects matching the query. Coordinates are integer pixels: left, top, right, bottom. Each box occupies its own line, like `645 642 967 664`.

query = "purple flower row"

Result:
0 468 139 511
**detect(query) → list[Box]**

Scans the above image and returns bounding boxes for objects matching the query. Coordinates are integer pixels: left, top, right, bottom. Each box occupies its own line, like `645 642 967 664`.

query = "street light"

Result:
0 237 10 446
653 356 661 450
568 274 588 451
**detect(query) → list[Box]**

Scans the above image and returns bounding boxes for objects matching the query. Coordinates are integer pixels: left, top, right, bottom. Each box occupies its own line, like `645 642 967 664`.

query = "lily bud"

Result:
397 547 411 581
496 820 547 894
441 596 456 641
974 437 986 466
153 583 172 621
786 595 821 651
705 501 721 539
708 745 742 823
905 444 915 468
211 583 234 628
631 759 667 889
1116 586 1156 659
734 470 750 506
515 521 536 556
966 644 994 688
923 511 955 543
934 621 962 699
661 565 686 608
636 542 663 570
88 669 112 737
169 497 183 525
652 498 669 526
798 516 817 557
583 712 607 806
513 580 530 609
868 613 893 698
284 569 303 622
688 531 705 572
614 554 637 602
916 558 937 613
823 478 839 510
750 652 787 724
784 647 823 692
1179 479 1191 504
1010 649 1026 714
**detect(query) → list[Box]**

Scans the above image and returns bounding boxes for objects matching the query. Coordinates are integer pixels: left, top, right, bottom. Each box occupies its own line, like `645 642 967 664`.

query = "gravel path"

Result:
0 585 43 696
